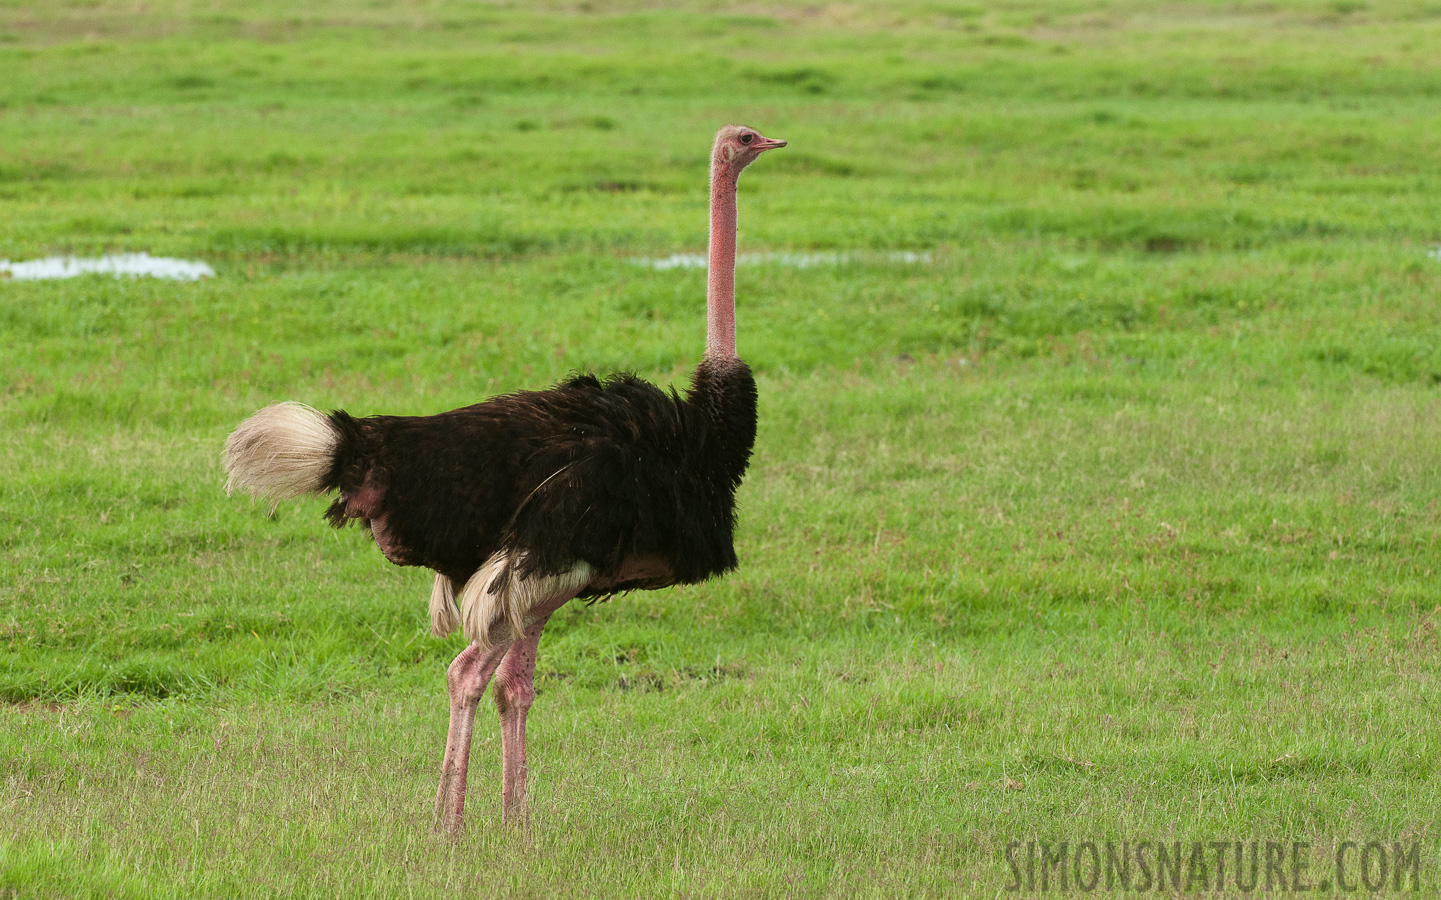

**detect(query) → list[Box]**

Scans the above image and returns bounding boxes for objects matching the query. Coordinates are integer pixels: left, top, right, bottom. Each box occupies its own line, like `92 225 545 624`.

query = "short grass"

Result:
3 0 1441 896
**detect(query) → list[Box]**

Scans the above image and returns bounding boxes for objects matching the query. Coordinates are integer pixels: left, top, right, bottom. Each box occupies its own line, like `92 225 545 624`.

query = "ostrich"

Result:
222 125 785 834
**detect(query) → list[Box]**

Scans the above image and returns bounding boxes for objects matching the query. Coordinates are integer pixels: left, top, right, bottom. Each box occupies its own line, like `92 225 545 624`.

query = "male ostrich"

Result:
223 125 785 833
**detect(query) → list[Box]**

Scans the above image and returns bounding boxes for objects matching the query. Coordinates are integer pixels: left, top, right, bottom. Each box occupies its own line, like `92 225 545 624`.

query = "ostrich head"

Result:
711 124 786 179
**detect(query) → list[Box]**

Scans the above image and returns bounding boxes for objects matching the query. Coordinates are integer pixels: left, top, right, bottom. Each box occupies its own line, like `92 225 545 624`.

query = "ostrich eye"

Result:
740 133 754 145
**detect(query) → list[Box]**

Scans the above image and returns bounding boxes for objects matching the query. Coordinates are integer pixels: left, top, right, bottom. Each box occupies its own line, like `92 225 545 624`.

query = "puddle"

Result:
0 253 215 281
637 250 932 270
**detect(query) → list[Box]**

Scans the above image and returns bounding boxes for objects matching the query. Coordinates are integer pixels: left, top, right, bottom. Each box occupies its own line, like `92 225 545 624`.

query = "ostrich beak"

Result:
754 136 787 152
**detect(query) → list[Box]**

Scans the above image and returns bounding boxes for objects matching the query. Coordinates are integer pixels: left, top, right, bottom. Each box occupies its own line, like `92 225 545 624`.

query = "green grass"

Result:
3 0 1441 895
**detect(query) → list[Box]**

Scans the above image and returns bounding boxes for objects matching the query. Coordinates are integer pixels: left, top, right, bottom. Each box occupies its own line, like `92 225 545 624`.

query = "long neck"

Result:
706 167 739 358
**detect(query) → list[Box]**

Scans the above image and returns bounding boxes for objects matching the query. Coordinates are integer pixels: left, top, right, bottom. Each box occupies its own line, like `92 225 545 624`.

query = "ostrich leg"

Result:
435 641 510 836
493 613 553 826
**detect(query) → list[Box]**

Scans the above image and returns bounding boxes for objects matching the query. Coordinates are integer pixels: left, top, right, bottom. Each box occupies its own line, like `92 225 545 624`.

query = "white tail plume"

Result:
223 402 339 504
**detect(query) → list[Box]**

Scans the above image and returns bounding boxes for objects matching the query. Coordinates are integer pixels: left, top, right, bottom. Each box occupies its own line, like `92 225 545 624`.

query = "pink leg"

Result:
493 613 552 826
434 641 510 837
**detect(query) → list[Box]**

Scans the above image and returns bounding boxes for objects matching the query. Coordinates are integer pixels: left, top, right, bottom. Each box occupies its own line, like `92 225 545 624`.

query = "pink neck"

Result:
706 167 739 358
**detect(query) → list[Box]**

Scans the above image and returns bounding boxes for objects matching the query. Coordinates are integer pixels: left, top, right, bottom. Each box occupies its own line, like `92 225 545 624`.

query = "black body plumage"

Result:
315 355 757 597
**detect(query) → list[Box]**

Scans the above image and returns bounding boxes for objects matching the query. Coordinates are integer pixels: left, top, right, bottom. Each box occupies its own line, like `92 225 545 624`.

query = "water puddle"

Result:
637 250 932 271
0 253 215 282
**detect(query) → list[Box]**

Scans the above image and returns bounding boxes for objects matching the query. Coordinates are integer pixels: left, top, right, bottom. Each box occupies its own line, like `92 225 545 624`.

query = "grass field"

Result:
2 0 1441 895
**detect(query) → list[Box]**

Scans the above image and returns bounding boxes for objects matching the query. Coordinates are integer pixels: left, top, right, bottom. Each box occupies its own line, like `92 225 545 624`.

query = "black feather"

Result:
320 355 757 596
